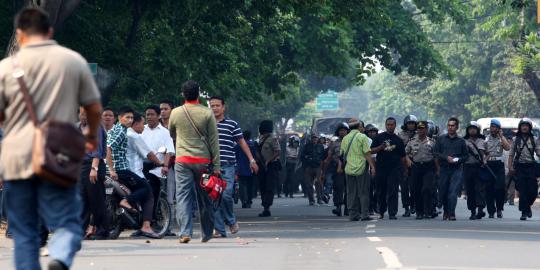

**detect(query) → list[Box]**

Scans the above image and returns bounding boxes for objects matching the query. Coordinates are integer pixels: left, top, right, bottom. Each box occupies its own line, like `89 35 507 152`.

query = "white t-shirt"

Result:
142 124 175 177
127 128 152 178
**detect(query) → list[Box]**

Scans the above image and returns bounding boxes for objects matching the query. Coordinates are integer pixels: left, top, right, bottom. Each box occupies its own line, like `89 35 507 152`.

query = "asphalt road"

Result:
1 196 539 270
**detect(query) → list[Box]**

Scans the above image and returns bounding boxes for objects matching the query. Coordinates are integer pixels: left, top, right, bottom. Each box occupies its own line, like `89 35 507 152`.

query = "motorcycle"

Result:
104 174 171 240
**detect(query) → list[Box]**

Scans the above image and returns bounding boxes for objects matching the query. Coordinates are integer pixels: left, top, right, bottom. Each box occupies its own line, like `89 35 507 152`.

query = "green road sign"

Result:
88 63 98 76
316 90 339 111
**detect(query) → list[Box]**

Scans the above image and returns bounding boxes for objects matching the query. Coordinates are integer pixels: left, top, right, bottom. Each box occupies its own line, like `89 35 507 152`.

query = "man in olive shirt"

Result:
0 8 102 270
257 120 281 217
340 119 376 221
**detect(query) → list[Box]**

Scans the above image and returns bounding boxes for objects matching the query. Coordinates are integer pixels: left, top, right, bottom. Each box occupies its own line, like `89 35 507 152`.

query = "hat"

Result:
311 134 319 138
348 118 361 127
490 119 501 128
417 121 427 129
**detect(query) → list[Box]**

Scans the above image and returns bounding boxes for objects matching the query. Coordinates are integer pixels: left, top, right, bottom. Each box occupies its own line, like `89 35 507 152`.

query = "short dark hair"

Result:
243 130 251 140
14 7 51 36
159 99 174 109
386 117 397 124
103 107 115 114
209 96 225 105
133 113 144 124
448 117 460 127
145 105 161 115
182 80 200 101
259 120 274 134
118 106 134 117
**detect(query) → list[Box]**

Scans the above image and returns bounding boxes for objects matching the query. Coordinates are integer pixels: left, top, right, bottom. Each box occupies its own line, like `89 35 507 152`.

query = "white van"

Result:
476 117 540 138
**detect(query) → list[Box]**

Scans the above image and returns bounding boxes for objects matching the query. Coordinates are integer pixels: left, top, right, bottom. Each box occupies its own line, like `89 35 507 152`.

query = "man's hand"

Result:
499 129 504 137
89 169 98 184
213 168 222 177
250 162 259 174
508 167 516 176
110 170 118 181
447 156 455 164
85 137 98 152
161 166 169 177
370 167 376 177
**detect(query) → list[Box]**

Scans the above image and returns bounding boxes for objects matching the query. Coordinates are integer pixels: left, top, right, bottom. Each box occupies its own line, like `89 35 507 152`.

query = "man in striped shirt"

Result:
209 97 259 238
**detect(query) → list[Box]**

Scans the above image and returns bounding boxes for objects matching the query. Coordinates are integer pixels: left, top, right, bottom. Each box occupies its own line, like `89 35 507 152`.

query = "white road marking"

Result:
376 247 403 268
366 230 376 233
367 237 382 242
367 224 376 229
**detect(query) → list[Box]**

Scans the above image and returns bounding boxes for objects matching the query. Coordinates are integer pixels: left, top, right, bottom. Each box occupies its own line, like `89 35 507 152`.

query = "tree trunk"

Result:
523 69 540 104
5 0 81 56
125 0 143 48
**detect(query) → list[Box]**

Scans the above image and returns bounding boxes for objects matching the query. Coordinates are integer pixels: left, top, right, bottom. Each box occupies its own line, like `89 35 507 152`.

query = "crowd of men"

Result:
287 116 540 222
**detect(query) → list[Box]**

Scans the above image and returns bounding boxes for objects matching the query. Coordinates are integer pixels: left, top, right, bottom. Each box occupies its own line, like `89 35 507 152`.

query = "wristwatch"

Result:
91 166 99 172
249 159 256 164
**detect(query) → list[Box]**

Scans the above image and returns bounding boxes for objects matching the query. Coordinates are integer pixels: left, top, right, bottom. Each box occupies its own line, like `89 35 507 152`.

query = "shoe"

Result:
449 216 457 221
258 210 271 217
201 236 212 243
322 194 330 204
230 223 240 234
402 209 411 217
309 201 315 206
48 259 68 270
469 213 477 220
497 211 503 218
289 194 294 198
416 215 424 220
88 234 109 240
520 213 527 221
246 203 252 208
317 199 324 205
488 213 494 219
141 231 162 239
164 230 176 237
241 203 248 208
361 217 373 221
332 206 342 217
443 213 449 220
476 209 486 219
179 236 191 244
213 230 226 238
389 215 397 220
349 217 360 221
378 214 384 220
527 208 533 218
410 207 416 215
369 210 375 216
344 208 349 216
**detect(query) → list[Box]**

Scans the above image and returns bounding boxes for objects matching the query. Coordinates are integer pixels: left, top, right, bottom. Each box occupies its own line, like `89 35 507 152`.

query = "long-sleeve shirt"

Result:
433 134 469 167
80 124 107 161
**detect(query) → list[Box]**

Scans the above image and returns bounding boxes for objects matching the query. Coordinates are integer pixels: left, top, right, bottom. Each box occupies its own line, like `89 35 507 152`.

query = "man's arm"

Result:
206 113 221 174
455 139 469 164
83 102 102 151
238 138 258 174
500 132 511 151
106 147 117 180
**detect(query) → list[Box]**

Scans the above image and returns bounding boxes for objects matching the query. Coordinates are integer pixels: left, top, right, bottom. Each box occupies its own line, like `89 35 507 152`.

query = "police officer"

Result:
463 122 488 220
323 123 349 216
398 115 418 217
365 124 379 215
485 119 511 218
507 118 540 221
405 121 439 219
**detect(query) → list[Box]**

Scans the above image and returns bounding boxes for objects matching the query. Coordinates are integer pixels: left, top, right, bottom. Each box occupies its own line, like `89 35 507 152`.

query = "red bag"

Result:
200 173 227 201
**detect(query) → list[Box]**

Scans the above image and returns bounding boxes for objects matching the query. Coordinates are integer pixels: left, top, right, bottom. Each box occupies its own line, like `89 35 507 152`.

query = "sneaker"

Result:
229 223 240 234
213 230 226 238
309 201 315 206
317 199 324 205
520 213 527 221
443 213 449 220
48 260 68 270
179 236 191 244
527 208 533 218
469 212 477 220
488 213 495 219
402 209 411 217
497 211 503 218
410 207 416 215
389 215 397 220
378 214 384 220
476 209 486 219
449 216 457 221
201 236 212 243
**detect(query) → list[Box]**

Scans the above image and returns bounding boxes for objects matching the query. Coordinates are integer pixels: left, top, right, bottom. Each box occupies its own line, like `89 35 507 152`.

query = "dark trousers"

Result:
463 164 486 211
238 175 254 205
80 160 108 236
400 167 413 210
332 172 346 206
486 161 506 214
116 170 153 221
346 171 371 219
515 163 538 214
304 166 322 203
259 162 280 209
144 172 162 221
284 161 298 196
438 166 463 216
369 173 377 213
411 162 435 216
376 165 400 216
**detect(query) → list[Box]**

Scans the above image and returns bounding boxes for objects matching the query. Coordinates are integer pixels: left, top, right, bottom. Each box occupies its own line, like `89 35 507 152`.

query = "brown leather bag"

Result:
12 57 86 188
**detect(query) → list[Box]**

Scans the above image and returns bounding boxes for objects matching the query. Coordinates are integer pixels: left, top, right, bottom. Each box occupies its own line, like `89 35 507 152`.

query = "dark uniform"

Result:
508 120 540 220
463 136 487 219
406 132 436 219
399 130 416 215
485 133 507 217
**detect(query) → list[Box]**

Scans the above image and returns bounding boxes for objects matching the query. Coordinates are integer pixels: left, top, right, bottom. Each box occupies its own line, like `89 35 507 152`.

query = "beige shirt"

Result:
465 138 487 164
0 40 100 180
405 135 435 163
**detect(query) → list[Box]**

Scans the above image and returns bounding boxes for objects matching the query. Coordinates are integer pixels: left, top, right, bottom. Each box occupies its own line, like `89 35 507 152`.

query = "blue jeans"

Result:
438 166 463 216
214 164 236 236
175 163 214 239
5 177 83 270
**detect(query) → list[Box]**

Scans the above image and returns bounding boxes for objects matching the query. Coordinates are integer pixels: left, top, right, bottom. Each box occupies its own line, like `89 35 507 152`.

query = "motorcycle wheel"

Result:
105 195 122 240
153 191 171 237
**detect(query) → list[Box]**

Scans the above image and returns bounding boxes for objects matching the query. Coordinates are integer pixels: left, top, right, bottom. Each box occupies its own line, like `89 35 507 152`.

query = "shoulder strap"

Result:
11 56 39 126
521 136 536 160
469 140 484 163
182 105 212 158
257 135 271 163
344 132 360 161
514 136 528 163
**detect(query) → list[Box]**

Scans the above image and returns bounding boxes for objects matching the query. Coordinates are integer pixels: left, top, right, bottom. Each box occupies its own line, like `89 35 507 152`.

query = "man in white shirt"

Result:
126 113 163 238
141 105 175 226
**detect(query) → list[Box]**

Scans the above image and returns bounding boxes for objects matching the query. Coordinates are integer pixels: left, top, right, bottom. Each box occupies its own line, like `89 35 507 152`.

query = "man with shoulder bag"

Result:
169 80 221 243
0 8 102 270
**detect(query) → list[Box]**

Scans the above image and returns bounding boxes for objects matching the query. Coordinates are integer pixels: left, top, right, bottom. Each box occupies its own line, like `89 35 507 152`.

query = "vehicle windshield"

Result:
311 117 351 136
